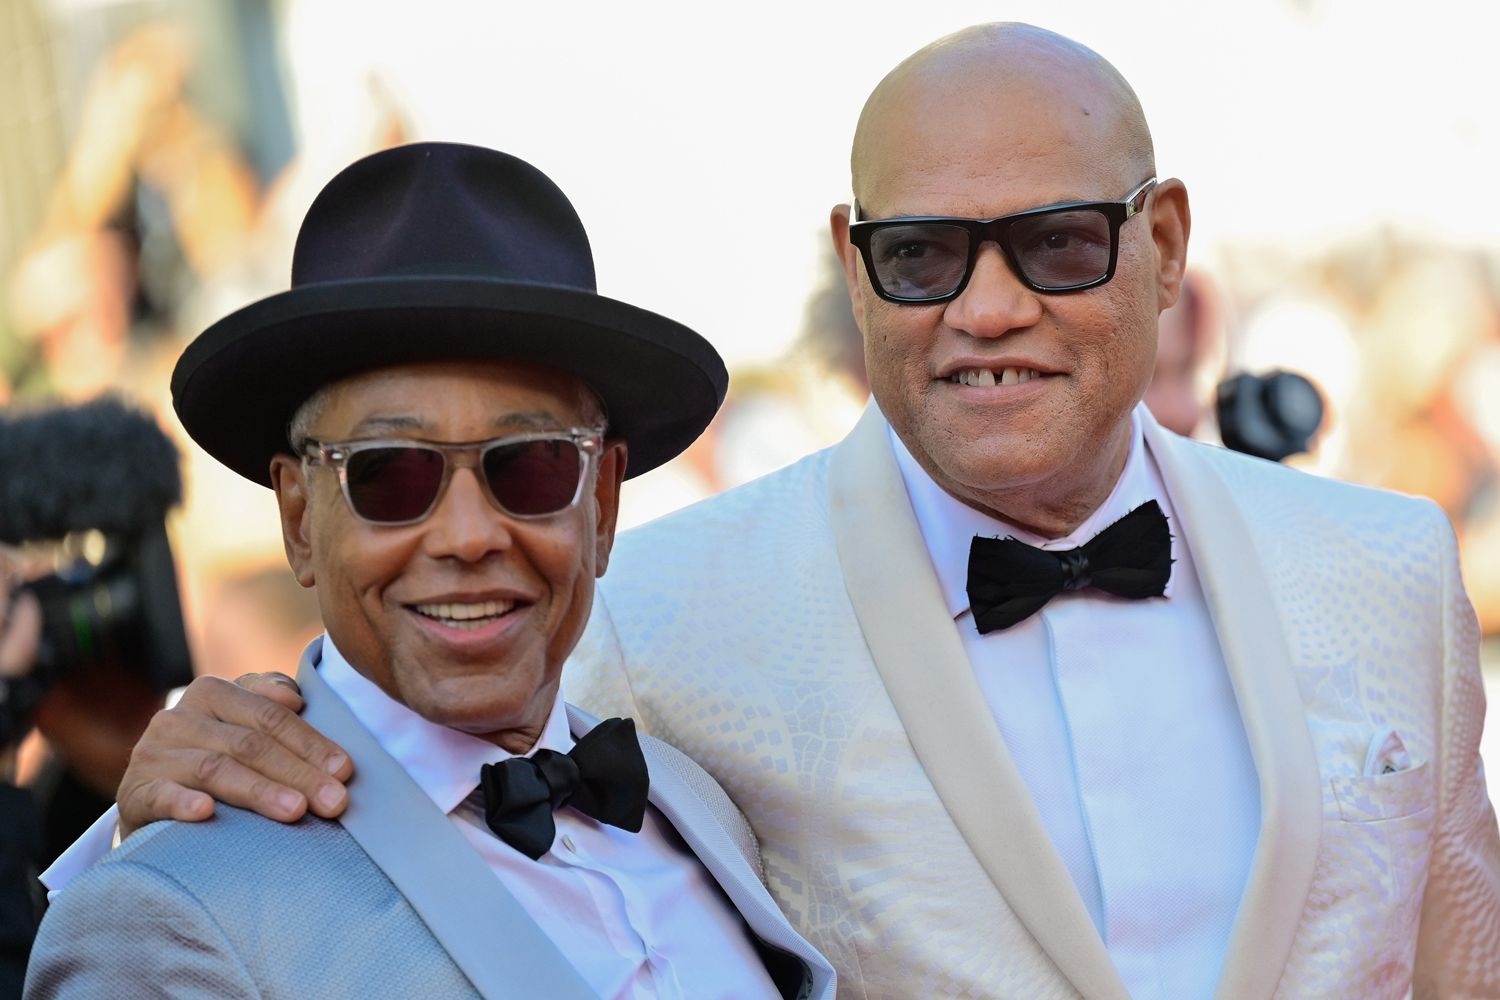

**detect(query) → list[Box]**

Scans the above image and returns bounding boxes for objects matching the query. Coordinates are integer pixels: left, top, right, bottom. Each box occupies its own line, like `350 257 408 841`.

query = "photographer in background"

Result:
0 397 189 999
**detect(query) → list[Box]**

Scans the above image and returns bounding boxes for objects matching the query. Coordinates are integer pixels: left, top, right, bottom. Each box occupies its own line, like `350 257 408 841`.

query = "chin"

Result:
951 441 1050 486
404 674 535 729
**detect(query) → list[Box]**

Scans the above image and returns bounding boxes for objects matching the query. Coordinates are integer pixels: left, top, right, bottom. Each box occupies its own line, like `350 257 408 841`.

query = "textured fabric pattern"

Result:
26 807 482 998
570 449 1084 999
564 416 1500 1000
1188 442 1500 1000
569 705 835 1000
638 729 766 884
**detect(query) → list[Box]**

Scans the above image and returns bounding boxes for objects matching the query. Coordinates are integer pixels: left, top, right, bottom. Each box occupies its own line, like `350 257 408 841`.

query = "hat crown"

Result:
290 143 597 291
174 141 725 489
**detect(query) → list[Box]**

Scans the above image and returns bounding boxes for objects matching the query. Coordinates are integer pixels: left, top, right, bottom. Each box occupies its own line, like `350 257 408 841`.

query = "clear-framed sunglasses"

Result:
301 428 605 526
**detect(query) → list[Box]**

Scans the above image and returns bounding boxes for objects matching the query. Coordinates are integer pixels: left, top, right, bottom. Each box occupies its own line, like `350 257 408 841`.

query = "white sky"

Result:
274 0 1498 366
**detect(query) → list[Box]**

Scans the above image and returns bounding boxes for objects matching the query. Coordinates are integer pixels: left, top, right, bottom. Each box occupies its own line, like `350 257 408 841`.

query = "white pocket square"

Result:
1363 726 1414 776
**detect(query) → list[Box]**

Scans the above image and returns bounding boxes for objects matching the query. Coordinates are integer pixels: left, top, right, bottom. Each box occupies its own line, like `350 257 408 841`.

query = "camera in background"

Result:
1215 370 1326 464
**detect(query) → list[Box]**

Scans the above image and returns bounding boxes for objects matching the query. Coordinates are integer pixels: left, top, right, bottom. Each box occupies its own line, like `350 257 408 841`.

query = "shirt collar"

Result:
315 636 574 815
891 403 1173 619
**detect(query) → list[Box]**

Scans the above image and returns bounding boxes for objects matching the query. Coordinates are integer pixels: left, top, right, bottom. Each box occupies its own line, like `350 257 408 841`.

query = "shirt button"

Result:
560 835 577 853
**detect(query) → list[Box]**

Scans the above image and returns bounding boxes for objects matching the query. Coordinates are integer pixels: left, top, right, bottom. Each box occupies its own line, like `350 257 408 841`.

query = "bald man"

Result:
55 22 1500 1000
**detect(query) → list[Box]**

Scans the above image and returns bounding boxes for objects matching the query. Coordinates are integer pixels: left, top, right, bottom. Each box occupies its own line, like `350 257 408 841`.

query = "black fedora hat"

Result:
170 142 727 486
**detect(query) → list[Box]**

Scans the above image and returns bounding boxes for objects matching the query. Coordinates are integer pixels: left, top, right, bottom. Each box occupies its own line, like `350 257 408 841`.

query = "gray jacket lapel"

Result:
566 705 836 1000
297 645 597 1000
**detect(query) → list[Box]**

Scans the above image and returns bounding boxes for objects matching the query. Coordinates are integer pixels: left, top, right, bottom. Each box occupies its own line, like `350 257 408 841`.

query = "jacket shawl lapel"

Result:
297 646 598 1000
1140 411 1321 1000
828 401 1130 1000
565 704 835 1000
830 402 1324 998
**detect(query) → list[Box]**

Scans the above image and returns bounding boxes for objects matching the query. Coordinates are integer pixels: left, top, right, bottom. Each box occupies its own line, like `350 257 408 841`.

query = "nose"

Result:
420 466 513 562
943 242 1043 338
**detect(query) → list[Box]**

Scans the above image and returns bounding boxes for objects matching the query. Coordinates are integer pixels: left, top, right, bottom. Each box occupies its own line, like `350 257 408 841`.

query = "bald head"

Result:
829 21 1191 537
851 23 1154 210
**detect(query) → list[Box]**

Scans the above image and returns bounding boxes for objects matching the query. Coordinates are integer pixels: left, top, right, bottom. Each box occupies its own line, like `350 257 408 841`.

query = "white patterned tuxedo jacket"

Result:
565 401 1500 999
25 647 836 1000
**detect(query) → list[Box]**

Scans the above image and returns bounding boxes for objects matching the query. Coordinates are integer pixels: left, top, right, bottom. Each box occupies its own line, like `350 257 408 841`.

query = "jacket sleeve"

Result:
1412 504 1500 1000
24 857 260 1000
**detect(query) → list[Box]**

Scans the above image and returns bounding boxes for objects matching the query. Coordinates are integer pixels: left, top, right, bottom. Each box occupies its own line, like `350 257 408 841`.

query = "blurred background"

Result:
1 0 1497 821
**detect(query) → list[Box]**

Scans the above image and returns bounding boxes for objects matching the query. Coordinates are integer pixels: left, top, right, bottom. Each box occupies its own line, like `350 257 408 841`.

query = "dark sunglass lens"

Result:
867 223 972 299
1009 209 1113 288
345 447 445 522
482 439 583 516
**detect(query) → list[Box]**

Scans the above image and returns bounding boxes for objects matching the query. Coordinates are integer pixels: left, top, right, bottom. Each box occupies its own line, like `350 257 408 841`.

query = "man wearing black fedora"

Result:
24 142 834 1000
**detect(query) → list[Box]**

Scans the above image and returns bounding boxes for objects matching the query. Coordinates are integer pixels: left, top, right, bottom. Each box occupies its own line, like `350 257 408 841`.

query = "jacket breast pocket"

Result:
1329 760 1434 822
1289 761 1437 997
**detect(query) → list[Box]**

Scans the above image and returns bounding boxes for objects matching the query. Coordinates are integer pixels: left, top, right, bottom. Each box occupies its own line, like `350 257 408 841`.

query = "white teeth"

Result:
414 600 514 624
951 367 1043 386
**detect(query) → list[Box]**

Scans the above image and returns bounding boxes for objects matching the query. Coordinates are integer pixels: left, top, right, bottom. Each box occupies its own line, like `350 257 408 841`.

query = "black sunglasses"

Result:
301 429 604 525
848 177 1156 303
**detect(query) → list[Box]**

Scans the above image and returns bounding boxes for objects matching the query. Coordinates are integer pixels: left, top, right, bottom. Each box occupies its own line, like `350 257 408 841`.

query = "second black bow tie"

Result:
966 500 1173 634
480 716 650 860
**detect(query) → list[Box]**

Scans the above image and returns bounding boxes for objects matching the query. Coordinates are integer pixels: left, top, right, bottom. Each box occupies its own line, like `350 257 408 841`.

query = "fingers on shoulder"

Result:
236 671 305 710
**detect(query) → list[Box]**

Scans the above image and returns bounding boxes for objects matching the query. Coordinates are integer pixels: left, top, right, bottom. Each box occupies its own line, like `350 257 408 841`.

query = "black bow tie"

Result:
966 500 1173 634
479 717 650 860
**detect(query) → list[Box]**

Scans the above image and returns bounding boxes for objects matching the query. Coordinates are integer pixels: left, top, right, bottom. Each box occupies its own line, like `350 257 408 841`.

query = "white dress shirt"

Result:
891 407 1261 1000
315 640 782 1000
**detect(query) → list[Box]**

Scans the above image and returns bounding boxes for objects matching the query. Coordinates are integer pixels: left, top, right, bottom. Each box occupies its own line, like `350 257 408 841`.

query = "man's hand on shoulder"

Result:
117 672 353 839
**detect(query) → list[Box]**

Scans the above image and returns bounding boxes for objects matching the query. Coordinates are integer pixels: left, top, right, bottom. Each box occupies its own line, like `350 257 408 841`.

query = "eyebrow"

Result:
493 411 574 431
342 410 573 438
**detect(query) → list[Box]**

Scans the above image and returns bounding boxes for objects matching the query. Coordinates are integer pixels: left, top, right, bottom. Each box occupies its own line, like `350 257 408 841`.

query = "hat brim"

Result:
171 276 727 486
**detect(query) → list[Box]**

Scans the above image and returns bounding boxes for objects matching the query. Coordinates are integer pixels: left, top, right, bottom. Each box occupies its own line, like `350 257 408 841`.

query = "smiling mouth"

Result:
411 600 517 631
949 366 1046 387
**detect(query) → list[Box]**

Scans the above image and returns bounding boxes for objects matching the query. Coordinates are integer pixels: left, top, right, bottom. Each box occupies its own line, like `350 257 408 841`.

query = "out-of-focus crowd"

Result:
2 5 398 694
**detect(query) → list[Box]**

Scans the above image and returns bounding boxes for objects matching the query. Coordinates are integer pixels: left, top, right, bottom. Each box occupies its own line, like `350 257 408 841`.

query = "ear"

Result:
591 439 628 577
1149 178 1192 312
829 203 868 331
270 454 317 588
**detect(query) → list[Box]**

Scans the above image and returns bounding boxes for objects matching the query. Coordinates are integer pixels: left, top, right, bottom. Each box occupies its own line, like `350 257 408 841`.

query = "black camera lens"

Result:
1216 370 1325 463
23 547 144 683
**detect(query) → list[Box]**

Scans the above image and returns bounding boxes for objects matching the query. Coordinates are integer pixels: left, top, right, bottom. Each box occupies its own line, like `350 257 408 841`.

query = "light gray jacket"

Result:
25 644 835 999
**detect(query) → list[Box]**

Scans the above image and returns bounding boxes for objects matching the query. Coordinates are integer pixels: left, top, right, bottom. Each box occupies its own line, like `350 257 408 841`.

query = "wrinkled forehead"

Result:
311 360 603 437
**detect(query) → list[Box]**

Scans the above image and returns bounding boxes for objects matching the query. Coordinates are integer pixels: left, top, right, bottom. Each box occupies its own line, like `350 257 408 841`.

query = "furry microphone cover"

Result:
0 396 182 545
